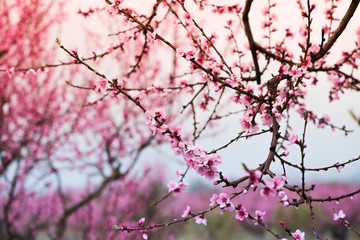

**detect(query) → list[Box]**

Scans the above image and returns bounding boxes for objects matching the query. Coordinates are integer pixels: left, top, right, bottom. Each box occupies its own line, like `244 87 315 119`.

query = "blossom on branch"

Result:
333 210 346 221
194 215 207 226
292 229 305 240
167 181 188 195
235 205 248 221
253 210 266 225
181 206 192 218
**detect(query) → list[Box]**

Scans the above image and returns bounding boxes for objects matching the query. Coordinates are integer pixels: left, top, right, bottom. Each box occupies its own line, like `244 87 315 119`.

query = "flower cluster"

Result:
146 31 157 47
235 205 248 221
260 176 289 206
181 205 192 218
333 210 345 221
288 134 298 145
240 114 259 134
292 229 305 240
210 193 235 214
194 215 207 225
176 46 199 60
253 210 266 225
167 129 221 180
245 169 262 186
181 206 207 227
95 78 108 92
199 93 215 111
144 112 222 181
167 180 188 195
182 143 222 180
144 110 168 135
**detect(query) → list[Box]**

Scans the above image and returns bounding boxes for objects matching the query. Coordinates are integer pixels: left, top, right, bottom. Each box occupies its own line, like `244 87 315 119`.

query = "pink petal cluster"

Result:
240 114 259 134
181 206 192 218
245 169 262 186
176 46 199 60
292 229 305 240
333 210 345 221
138 217 145 226
260 176 288 206
144 110 168 135
253 210 266 225
209 193 235 214
95 79 108 92
146 31 157 46
169 133 222 181
235 205 248 221
194 215 207 225
167 181 188 195
288 134 298 145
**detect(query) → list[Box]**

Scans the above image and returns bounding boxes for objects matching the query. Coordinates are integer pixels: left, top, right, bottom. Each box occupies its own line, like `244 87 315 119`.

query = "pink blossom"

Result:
185 46 199 60
336 165 344 172
138 217 145 226
245 169 262 186
260 186 277 199
176 48 185 57
227 74 240 87
181 206 192 218
6 67 15 77
235 205 248 221
95 79 107 92
253 210 265 225
333 210 345 220
216 193 235 214
261 176 286 200
240 115 259 134
217 193 230 208
109 90 118 98
271 176 285 190
292 229 305 240
184 12 193 25
209 193 219 206
261 112 273 127
106 4 119 16
288 134 298 145
182 143 221 181
278 191 288 201
146 31 157 46
142 232 148 240
144 111 154 125
317 114 330 128
167 181 188 195
194 215 207 225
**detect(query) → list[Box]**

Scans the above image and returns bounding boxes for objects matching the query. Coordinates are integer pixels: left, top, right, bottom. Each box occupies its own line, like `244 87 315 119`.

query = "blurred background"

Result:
1 0 360 239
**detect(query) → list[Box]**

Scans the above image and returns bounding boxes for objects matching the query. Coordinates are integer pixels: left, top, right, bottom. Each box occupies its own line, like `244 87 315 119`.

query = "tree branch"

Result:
311 0 360 62
243 0 261 84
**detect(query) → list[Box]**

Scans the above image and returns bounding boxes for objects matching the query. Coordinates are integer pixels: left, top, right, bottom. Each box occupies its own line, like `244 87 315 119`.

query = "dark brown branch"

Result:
243 0 261 84
311 188 360 202
275 153 360 172
195 88 225 139
308 198 322 239
311 0 360 62
180 84 207 113
0 49 7 59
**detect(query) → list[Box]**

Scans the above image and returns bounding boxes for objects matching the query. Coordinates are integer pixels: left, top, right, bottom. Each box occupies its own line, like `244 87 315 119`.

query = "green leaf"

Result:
112 224 120 230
